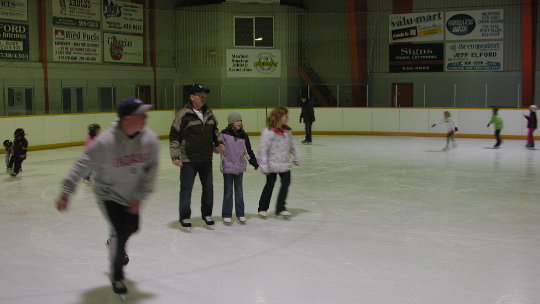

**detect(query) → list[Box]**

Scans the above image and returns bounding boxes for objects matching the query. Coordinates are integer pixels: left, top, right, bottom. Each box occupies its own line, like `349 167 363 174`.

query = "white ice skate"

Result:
223 217 232 225
278 210 291 219
258 211 268 219
238 216 247 224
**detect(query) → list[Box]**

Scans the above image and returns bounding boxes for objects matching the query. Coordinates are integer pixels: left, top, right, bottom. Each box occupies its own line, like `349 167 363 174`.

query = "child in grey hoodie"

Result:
56 98 159 297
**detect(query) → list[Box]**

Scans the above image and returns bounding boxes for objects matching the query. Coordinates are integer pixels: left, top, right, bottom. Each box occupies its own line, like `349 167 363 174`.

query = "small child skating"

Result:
487 108 503 149
7 128 28 176
523 105 537 149
431 111 458 151
83 123 101 184
3 139 13 170
257 107 300 219
220 113 259 225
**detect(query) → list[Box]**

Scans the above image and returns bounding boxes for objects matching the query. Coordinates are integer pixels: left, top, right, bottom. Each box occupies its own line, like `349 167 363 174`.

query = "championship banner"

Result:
226 49 281 77
103 33 143 64
52 28 102 63
445 9 503 40
0 22 29 60
389 43 443 72
0 0 27 21
52 0 101 29
445 41 503 71
389 12 444 43
103 0 144 34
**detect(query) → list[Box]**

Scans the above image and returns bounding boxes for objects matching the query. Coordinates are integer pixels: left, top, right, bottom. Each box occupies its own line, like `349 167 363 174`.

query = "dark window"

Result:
234 17 273 47
99 87 117 112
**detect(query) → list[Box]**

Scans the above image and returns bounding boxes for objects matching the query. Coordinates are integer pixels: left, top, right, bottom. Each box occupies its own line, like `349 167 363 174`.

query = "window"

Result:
234 17 274 47
62 88 85 113
7 87 33 115
98 87 117 112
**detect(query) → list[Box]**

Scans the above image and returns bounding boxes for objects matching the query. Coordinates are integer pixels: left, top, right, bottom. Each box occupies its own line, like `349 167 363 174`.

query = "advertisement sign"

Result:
446 41 503 71
389 12 444 43
226 49 281 77
0 0 27 21
53 28 102 63
389 43 443 73
0 22 29 60
103 0 144 34
445 9 503 40
103 33 143 64
52 0 101 29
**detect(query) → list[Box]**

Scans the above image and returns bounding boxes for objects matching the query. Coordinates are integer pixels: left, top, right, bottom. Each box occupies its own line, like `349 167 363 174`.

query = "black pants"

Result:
179 161 213 221
304 122 312 142
8 154 25 174
258 171 291 214
102 201 139 281
494 129 502 147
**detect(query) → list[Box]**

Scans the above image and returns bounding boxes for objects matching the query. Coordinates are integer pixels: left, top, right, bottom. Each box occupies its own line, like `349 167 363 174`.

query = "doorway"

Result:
391 83 413 107
136 85 152 105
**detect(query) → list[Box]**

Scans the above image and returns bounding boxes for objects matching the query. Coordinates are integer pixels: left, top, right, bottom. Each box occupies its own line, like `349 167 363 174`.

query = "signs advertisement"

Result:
0 0 27 21
389 43 443 72
389 11 444 43
445 9 503 40
103 33 143 64
52 0 101 29
445 41 503 71
103 0 144 34
0 22 29 60
52 27 102 63
226 49 281 77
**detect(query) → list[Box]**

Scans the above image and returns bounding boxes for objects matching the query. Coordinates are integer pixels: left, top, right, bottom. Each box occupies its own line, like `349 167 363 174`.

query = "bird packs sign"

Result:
389 43 444 72
445 9 503 40
0 22 29 60
0 0 27 21
389 12 444 43
52 28 101 63
445 41 503 71
102 0 144 34
226 49 281 77
52 0 101 29
103 33 143 64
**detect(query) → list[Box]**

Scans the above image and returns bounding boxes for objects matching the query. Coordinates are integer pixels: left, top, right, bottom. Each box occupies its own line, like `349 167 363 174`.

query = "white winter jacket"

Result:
257 126 300 174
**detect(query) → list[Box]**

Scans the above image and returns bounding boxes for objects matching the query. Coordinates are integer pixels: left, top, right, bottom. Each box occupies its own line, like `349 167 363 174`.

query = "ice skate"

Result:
278 210 291 219
238 216 247 224
5 168 12 174
223 217 232 225
442 146 449 151
258 211 267 219
111 279 128 301
203 216 215 229
179 219 192 232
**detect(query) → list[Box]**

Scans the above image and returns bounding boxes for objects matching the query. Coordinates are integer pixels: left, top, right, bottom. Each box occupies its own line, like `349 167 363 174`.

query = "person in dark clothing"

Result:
8 128 28 177
524 105 537 149
299 95 315 144
169 84 225 230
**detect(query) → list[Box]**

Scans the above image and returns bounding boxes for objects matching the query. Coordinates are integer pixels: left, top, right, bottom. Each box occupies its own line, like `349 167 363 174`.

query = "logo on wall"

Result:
108 36 124 60
254 52 278 74
103 0 122 18
446 14 475 36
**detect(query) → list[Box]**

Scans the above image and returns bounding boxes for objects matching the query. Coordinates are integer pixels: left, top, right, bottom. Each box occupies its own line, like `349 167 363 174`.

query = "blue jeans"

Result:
222 173 244 218
179 162 213 221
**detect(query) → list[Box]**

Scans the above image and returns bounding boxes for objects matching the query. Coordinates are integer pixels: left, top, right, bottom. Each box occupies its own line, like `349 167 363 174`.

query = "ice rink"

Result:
1 135 539 304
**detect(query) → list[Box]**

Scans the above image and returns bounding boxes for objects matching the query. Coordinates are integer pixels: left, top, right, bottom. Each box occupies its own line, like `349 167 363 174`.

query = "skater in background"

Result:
56 98 159 297
169 84 225 230
3 139 13 170
83 123 101 184
523 105 537 149
257 107 300 219
7 128 28 177
431 111 458 150
220 112 259 225
487 108 504 149
299 94 315 144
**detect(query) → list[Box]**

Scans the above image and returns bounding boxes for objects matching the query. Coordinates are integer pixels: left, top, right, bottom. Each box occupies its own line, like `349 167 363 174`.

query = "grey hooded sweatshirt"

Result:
60 121 160 206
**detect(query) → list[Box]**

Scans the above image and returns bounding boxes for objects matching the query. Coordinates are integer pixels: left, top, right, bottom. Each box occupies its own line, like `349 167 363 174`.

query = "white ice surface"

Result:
1 135 539 304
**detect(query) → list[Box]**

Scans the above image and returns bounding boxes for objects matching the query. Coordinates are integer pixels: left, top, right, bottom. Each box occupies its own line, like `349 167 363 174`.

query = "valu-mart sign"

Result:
389 11 444 43
226 49 281 78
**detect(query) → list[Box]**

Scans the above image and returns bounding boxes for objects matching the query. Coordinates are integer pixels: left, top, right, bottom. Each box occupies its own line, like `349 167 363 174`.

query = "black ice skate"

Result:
179 219 192 232
203 216 215 229
111 279 128 301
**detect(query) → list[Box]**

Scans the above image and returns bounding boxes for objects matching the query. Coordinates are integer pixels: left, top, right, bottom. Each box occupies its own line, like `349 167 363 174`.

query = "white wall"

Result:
0 107 534 151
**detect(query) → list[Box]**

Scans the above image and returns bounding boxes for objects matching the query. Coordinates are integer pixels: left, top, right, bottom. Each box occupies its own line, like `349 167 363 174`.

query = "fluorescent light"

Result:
255 37 263 41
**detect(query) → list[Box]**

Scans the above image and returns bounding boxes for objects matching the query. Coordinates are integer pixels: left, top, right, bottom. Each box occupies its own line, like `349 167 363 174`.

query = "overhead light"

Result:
255 37 263 41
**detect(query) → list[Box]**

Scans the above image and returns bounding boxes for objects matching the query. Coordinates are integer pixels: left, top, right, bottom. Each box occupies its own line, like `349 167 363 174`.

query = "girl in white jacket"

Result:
431 111 458 150
257 107 300 218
